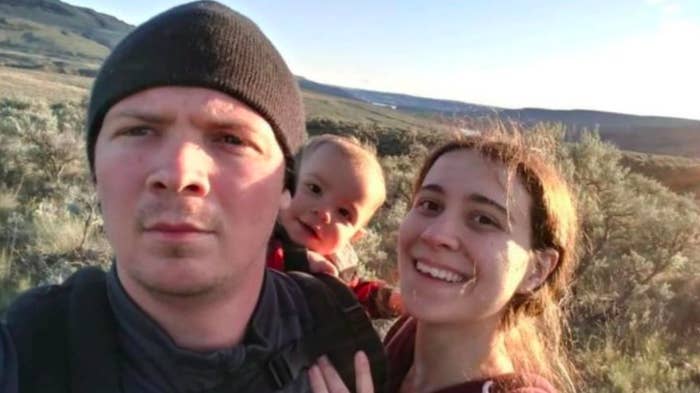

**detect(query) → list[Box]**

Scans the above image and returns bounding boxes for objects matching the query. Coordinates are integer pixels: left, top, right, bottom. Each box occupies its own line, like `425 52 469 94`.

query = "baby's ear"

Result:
350 228 366 243
517 248 559 294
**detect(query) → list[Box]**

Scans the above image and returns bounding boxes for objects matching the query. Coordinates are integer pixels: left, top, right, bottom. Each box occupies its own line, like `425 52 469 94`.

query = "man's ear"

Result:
517 248 559 294
280 189 291 210
350 228 366 243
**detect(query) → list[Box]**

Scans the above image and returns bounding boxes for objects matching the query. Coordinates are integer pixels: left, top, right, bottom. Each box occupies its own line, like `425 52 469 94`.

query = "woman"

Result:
310 135 579 393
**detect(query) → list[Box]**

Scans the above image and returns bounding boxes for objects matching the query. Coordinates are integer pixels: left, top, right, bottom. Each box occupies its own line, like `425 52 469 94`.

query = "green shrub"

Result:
1 101 698 391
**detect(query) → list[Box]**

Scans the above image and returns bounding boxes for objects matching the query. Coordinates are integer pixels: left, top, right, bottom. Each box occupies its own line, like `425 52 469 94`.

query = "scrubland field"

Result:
1 65 699 392
0 65 91 102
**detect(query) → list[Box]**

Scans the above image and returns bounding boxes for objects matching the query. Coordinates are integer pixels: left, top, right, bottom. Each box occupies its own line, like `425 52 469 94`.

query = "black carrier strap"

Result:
6 266 120 393
289 272 387 393
203 272 388 393
274 230 388 391
8 267 386 393
277 225 311 272
67 268 121 393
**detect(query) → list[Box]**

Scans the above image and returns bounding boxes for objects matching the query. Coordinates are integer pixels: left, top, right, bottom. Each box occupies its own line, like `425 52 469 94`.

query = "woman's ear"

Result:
517 248 559 294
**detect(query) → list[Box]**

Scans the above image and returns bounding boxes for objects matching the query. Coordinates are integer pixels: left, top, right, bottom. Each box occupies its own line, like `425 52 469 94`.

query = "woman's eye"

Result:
220 134 244 146
471 213 501 229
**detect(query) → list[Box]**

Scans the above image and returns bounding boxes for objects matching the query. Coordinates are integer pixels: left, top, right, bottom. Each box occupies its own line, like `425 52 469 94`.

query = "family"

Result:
0 2 579 393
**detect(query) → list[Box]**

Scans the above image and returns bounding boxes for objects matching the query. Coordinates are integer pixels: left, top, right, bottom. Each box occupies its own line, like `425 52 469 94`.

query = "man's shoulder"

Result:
265 268 311 305
0 323 18 392
6 281 70 326
4 266 119 393
5 267 106 327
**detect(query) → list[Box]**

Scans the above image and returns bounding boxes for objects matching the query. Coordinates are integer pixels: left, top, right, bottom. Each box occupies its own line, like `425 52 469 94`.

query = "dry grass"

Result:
621 151 700 201
0 66 90 103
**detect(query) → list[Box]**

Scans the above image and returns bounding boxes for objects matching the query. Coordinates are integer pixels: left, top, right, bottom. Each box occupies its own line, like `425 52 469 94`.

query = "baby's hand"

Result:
306 250 339 276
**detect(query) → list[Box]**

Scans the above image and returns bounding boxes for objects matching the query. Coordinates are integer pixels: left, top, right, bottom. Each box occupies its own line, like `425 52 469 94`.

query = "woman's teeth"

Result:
415 260 466 283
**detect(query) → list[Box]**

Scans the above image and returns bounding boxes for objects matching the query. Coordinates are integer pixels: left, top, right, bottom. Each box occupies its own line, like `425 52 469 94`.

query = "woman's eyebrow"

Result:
467 194 507 215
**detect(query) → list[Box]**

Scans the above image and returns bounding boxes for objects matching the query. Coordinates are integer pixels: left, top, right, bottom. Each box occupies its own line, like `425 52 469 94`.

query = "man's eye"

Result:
121 126 152 136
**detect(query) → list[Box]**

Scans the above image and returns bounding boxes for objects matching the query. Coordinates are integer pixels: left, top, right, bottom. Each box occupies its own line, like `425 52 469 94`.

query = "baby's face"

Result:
279 144 383 255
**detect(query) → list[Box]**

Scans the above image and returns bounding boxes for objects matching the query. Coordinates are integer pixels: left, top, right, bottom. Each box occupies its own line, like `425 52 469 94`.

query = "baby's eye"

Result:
306 183 322 195
338 207 352 220
417 200 439 210
415 199 441 213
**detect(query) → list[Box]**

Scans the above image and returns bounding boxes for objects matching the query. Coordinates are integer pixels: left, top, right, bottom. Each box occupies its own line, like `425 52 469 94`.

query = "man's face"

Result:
94 87 286 299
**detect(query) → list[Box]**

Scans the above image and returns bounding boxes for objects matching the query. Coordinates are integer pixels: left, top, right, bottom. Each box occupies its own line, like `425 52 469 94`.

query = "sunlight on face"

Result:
397 149 535 324
94 87 286 300
279 143 384 255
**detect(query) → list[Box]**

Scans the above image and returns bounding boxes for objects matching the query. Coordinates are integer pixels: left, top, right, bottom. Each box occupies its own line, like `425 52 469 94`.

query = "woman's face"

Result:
398 149 538 324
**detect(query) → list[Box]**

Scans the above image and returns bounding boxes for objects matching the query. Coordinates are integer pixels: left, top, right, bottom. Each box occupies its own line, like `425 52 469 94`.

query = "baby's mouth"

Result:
298 219 320 239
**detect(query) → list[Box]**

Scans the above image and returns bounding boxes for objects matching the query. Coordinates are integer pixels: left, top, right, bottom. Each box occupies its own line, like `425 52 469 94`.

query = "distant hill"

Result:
0 0 131 72
298 78 700 158
1 0 699 158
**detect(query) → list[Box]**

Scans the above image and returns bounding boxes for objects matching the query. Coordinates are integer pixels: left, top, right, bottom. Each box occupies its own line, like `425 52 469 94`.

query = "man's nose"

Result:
145 138 211 196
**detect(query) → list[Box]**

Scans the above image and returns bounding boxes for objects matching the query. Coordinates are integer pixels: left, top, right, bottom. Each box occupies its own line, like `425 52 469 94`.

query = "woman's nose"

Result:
420 216 460 251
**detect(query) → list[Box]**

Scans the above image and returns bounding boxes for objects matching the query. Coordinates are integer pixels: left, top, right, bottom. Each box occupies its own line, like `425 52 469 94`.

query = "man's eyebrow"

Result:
201 118 251 130
110 109 172 124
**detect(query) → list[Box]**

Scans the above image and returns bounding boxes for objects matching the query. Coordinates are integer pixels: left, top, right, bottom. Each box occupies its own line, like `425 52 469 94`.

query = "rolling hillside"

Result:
0 0 131 73
1 0 699 161
301 78 700 159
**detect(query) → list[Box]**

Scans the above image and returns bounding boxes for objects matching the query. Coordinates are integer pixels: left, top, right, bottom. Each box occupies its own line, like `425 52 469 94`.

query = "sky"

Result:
67 0 700 120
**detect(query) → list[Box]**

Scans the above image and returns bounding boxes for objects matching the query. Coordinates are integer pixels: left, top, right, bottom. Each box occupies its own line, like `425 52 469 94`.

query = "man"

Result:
0 2 382 392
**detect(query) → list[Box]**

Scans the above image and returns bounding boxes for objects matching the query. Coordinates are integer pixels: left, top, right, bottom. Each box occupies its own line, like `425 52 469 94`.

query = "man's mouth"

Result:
144 222 213 235
414 259 469 284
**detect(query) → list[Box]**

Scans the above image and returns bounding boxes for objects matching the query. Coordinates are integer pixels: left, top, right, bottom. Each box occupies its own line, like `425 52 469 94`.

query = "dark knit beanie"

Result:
86 0 305 174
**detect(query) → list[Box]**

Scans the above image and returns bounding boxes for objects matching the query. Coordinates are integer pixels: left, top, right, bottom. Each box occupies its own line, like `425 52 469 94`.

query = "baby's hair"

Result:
299 134 379 167
297 134 386 213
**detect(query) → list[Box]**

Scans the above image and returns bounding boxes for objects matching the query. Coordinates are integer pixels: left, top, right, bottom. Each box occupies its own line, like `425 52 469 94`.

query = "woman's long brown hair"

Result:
412 134 579 393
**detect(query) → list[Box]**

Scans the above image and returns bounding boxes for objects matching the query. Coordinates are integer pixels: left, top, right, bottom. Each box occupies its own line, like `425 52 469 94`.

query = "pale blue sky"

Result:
67 0 700 120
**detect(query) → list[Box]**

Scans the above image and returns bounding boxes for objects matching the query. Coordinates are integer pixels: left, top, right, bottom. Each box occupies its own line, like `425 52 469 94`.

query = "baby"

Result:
268 134 402 319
